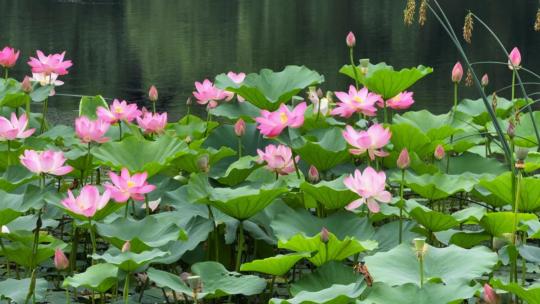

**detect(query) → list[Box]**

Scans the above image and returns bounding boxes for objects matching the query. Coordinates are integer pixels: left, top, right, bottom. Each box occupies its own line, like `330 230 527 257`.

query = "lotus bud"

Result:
54 248 69 270
186 97 192 106
451 62 463 83
197 155 210 173
397 148 411 169
308 165 320 183
413 238 427 258
320 227 329 243
359 58 370 75
508 47 521 70
316 88 323 99
483 284 498 304
463 12 474 43
234 118 246 137
434 144 445 160
507 120 515 139
22 76 32 93
346 31 356 48
149 85 158 102
121 240 131 253
1 225 9 234
481 74 489 87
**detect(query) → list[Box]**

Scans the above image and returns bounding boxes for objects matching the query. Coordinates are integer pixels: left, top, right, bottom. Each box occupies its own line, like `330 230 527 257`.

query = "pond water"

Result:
1 0 539 123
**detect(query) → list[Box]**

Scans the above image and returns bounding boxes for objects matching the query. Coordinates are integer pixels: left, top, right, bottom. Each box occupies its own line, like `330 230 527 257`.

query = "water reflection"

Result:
1 0 539 123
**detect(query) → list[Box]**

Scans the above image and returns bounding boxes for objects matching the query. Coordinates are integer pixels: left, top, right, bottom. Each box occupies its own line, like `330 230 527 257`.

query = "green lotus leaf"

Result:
452 206 486 223
479 172 540 212
209 101 260 122
0 78 31 108
398 171 477 200
442 152 506 177
390 123 432 157
148 261 267 299
202 182 288 220
524 151 540 173
300 176 357 210
96 215 186 253
210 156 262 186
278 232 377 266
514 111 540 147
479 212 537 237
491 279 540 304
365 243 497 286
203 123 271 158
63 263 119 293
361 282 479 304
169 114 219 140
0 165 39 191
340 63 432 99
471 184 509 208
215 65 324 110
0 278 48 304
291 128 350 171
91 248 169 272
393 110 463 141
0 185 44 225
79 95 108 119
435 229 491 248
371 220 420 252
457 97 515 126
2 231 66 267
92 135 188 177
522 219 540 239
271 281 366 304
290 261 359 295
410 206 459 232
240 252 311 276
172 141 236 173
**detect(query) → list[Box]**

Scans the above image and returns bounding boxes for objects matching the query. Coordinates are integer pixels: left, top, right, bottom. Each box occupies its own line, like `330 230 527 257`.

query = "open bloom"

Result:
0 113 35 140
54 248 69 270
136 110 167 134
508 47 521 70
97 99 141 124
342 124 391 160
104 168 156 202
20 150 73 176
331 86 380 118
451 62 463 83
193 79 231 106
0 46 20 68
75 116 110 143
28 50 72 76
257 144 299 175
227 71 246 84
62 185 110 218
255 102 307 137
344 166 392 213
382 91 415 110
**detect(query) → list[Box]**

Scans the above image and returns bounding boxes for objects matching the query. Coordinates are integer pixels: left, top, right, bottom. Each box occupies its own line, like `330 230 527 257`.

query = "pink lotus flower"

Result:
382 91 415 110
75 116 110 144
331 86 380 118
20 150 73 176
257 144 299 175
234 118 246 137
193 79 231 106
342 124 391 160
148 85 158 102
451 62 463 83
508 47 521 70
54 248 69 270
344 166 392 213
104 168 156 202
227 72 246 84
28 50 72 76
0 46 20 68
136 110 167 134
61 185 110 218
97 99 141 124
434 144 445 160
0 113 35 140
483 284 498 304
397 148 410 169
346 31 356 48
255 102 307 137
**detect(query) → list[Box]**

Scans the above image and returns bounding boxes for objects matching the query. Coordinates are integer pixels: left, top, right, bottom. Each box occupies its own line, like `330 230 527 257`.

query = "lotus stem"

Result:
39 97 48 134
269 275 276 297
144 194 150 216
4 68 8 79
118 121 123 141
315 97 322 122
152 102 156 115
452 82 458 115
0 238 10 277
419 255 424 288
6 140 11 167
521 235 526 286
88 219 97 260
124 200 130 218
291 150 301 179
349 48 359 90
204 111 212 137
399 169 405 244
237 137 242 159
25 207 43 304
235 221 245 272
511 170 522 283
64 274 70 304
123 272 130 304
26 98 31 117
69 226 79 274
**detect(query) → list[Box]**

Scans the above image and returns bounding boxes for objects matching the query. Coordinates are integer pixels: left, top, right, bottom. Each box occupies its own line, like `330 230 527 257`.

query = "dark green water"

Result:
1 0 539 122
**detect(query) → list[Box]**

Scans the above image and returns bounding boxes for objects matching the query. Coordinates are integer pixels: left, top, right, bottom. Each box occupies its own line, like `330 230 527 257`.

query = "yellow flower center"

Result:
114 107 124 114
127 180 135 188
353 96 364 104
280 112 288 124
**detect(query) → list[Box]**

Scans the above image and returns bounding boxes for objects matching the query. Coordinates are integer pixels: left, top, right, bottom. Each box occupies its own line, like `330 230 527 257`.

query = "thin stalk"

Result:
88 219 97 260
39 97 48 134
124 200 130 218
64 274 70 304
6 140 10 167
118 121 123 141
152 102 156 114
237 136 242 159
4 68 7 79
123 273 130 304
269 275 276 297
69 226 79 274
419 255 424 288
349 47 359 89
521 235 527 285
204 111 212 136
235 221 244 272
399 169 405 244
512 69 516 102
452 82 458 114
291 150 301 179
511 170 522 283
25 98 30 117
144 194 150 216
315 98 322 122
